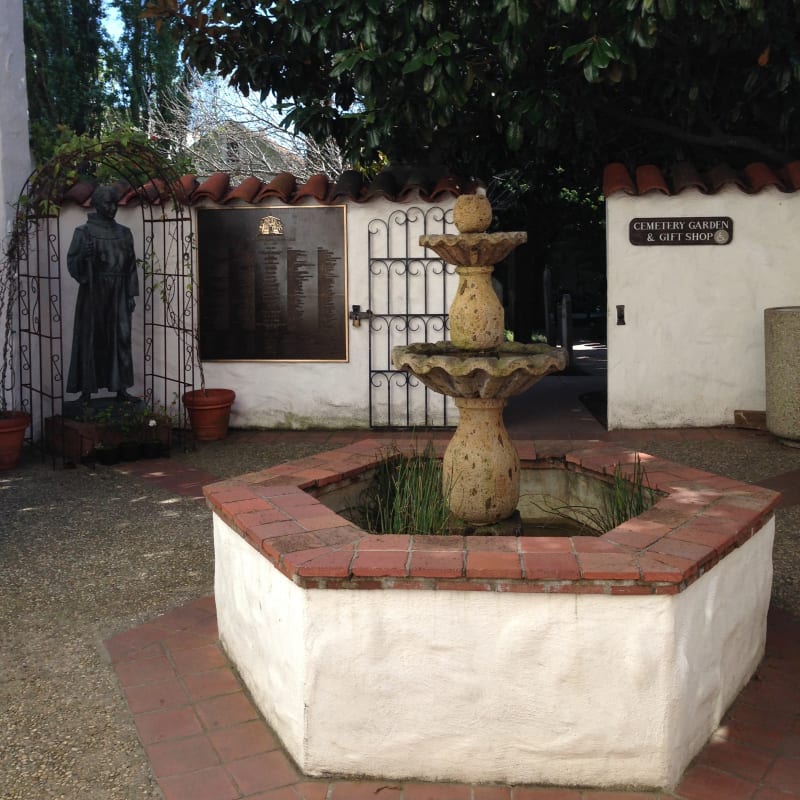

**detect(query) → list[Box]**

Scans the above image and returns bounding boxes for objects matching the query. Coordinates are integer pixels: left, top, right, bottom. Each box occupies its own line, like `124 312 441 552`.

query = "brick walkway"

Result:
107 414 800 800
105 594 800 800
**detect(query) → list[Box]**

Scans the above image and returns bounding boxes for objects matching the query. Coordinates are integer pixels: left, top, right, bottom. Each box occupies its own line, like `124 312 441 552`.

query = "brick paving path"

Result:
105 595 800 800
107 420 800 800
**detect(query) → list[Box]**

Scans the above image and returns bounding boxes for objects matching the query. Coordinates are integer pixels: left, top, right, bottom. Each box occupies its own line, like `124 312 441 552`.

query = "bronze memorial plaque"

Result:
196 206 348 361
629 216 733 246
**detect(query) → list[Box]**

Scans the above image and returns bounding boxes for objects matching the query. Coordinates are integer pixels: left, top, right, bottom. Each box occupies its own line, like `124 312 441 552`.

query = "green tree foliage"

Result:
24 0 184 164
24 0 113 163
143 0 800 187
109 0 184 130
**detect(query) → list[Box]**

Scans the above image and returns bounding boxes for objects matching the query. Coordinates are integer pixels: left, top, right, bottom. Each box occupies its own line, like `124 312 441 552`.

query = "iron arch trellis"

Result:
7 138 196 460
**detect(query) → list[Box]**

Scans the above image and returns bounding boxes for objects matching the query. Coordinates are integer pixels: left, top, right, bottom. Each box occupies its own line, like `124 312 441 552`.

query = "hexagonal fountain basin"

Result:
205 438 778 790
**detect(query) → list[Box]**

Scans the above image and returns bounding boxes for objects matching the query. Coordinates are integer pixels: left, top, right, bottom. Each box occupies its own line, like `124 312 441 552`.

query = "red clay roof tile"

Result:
63 181 96 206
294 174 330 202
606 161 800 197
136 178 169 205
362 170 399 201
223 176 264 203
331 171 366 202
602 163 636 196
635 165 670 195
670 162 707 194
428 176 462 201
193 172 231 202
56 167 471 208
743 162 785 193
704 164 747 193
253 172 296 203
779 160 800 190
173 174 198 205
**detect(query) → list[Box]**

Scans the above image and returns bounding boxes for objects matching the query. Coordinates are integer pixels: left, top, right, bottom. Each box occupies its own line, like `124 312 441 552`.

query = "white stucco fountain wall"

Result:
215 517 772 788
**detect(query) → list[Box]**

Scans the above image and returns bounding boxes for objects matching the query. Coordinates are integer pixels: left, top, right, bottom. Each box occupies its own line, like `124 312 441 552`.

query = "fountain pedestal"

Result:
445 397 518 522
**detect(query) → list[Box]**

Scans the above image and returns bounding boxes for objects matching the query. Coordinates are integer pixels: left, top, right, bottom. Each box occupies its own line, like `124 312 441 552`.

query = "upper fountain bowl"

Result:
420 231 527 268
392 341 569 399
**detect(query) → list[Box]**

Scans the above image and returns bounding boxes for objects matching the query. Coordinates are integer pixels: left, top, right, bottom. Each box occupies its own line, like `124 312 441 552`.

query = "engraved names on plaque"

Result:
196 206 347 361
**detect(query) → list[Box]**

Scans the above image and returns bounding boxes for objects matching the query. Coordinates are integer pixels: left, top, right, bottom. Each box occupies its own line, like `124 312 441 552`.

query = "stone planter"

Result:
764 306 800 445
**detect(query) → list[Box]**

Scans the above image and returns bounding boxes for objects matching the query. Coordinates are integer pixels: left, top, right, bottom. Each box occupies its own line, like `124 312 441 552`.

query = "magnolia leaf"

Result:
402 53 427 74
505 121 523 151
562 40 591 62
658 0 677 18
508 0 530 26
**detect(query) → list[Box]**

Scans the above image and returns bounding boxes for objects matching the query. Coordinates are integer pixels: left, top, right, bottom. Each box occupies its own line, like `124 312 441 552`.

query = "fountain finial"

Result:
453 194 493 234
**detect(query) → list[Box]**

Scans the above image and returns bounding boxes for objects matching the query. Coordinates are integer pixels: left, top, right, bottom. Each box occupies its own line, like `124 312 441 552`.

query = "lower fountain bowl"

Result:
392 341 568 398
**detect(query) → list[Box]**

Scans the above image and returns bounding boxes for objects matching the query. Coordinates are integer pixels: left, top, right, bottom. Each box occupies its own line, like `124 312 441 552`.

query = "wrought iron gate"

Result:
367 206 458 428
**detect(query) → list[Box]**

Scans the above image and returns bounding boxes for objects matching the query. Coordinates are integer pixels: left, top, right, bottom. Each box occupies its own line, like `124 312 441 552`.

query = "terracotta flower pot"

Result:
182 388 235 441
0 411 32 471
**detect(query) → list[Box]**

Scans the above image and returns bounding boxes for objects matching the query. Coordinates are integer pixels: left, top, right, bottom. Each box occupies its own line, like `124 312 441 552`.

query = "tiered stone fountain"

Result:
392 194 567 525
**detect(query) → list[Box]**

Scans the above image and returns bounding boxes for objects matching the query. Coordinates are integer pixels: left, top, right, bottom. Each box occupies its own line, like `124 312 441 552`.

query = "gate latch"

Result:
349 305 373 328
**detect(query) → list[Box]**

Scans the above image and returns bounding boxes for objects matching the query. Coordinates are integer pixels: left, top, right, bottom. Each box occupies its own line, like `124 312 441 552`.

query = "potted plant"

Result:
0 220 32 470
140 419 163 458
182 385 236 441
140 400 177 458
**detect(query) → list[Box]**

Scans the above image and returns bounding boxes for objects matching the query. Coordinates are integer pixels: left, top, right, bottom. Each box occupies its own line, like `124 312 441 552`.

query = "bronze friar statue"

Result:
66 186 139 402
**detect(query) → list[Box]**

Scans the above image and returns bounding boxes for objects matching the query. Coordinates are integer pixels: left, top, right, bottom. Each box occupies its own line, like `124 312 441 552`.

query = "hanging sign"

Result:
629 216 733 246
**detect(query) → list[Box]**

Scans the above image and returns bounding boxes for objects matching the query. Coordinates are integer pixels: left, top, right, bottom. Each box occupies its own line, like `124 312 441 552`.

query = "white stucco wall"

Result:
0 4 30 236
214 515 773 789
56 195 457 428
0 1 32 410
606 188 800 429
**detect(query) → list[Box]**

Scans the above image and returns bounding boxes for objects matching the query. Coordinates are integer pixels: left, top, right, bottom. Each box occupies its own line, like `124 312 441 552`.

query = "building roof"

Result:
603 161 800 197
61 166 480 208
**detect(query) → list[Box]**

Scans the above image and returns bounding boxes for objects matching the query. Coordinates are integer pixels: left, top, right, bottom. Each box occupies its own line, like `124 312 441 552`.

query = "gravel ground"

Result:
0 431 797 798
0 438 326 800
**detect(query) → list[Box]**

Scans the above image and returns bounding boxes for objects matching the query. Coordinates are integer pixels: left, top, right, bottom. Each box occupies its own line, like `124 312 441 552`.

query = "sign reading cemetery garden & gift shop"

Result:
629 216 733 246
196 206 348 361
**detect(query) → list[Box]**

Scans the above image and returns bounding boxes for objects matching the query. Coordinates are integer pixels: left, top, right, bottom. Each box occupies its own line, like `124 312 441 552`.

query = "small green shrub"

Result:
356 442 451 536
538 455 657 534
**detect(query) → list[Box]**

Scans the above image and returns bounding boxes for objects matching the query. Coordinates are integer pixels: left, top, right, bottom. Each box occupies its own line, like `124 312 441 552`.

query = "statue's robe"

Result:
66 214 138 395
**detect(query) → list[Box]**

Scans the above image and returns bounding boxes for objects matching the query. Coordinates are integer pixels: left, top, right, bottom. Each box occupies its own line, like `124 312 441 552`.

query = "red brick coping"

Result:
203 438 780 597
